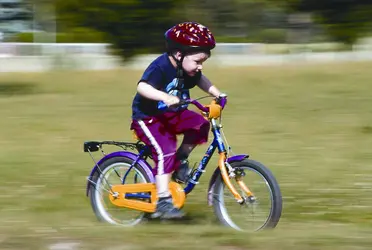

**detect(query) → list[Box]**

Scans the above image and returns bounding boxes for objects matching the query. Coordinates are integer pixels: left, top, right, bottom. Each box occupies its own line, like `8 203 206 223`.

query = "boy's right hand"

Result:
164 95 180 107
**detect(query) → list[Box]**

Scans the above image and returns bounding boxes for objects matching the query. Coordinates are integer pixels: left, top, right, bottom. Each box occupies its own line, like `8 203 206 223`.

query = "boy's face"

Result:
179 52 209 77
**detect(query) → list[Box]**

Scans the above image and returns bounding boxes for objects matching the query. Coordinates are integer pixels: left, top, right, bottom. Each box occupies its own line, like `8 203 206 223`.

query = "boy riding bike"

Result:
130 22 227 219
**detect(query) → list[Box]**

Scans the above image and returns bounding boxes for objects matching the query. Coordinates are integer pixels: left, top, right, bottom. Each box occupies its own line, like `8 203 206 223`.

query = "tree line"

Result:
9 0 372 59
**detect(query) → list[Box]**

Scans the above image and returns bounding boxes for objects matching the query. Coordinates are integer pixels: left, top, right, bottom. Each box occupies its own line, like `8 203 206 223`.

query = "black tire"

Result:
89 156 152 226
212 159 282 231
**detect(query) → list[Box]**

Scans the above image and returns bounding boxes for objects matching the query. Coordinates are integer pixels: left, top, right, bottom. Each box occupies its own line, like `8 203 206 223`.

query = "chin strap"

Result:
171 53 185 89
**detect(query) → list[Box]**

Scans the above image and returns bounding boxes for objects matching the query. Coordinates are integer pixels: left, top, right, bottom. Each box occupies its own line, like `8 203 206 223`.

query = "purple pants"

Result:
131 110 210 175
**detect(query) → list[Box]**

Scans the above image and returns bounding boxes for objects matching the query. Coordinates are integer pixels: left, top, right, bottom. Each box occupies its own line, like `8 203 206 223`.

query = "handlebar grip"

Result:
216 94 227 109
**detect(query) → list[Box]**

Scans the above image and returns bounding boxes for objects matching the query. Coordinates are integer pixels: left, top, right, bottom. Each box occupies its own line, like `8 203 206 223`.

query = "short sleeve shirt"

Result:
131 53 201 120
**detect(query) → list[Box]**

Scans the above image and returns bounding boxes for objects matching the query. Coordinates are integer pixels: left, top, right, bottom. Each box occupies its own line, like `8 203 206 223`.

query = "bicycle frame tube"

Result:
121 148 147 185
184 119 227 194
184 118 244 203
184 142 217 194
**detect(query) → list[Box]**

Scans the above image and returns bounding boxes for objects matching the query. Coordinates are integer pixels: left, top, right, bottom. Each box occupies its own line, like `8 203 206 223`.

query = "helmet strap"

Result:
171 53 185 80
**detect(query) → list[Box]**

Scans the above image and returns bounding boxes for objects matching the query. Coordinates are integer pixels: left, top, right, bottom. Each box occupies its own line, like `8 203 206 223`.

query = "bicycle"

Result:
83 97 282 231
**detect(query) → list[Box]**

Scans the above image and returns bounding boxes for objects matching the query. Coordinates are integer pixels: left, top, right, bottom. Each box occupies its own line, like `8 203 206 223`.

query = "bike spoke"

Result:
92 161 149 226
213 164 276 231
113 166 123 182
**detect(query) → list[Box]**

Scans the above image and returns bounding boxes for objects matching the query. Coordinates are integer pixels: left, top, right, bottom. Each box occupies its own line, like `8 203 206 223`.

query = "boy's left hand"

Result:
216 93 227 109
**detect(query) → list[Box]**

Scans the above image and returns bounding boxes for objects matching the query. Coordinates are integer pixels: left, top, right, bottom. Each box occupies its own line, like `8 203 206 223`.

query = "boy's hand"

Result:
164 95 180 107
216 93 227 109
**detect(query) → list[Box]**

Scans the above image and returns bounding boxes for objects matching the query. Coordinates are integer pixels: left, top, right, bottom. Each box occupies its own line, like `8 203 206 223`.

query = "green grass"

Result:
1 62 372 249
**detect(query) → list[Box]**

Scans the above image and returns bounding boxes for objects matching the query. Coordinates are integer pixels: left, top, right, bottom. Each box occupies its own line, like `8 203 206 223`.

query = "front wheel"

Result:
212 159 282 231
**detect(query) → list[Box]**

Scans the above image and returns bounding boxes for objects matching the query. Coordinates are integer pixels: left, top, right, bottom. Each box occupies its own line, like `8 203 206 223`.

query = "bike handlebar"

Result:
179 99 209 112
161 96 227 115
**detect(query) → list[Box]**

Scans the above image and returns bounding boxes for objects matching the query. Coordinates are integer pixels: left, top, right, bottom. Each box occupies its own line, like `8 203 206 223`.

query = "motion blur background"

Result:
2 0 372 70
1 1 372 249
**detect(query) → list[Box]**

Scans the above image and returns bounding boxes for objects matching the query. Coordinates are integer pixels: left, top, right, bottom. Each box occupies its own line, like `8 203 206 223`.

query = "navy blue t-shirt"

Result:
131 53 202 120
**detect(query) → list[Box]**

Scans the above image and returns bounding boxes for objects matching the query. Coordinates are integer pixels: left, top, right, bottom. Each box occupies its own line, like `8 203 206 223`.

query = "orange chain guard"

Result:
108 182 186 213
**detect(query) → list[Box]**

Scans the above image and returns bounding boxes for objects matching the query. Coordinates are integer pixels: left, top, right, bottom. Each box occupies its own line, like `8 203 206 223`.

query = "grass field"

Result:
1 62 372 250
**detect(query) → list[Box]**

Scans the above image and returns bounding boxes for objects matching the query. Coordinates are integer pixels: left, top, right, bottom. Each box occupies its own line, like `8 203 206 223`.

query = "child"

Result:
130 22 227 219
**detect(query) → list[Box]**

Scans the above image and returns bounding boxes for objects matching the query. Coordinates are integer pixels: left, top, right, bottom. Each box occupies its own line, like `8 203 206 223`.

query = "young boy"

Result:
130 22 227 219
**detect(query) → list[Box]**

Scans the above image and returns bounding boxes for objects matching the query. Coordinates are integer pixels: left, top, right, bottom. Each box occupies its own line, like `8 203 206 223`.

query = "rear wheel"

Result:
89 156 152 226
212 159 282 231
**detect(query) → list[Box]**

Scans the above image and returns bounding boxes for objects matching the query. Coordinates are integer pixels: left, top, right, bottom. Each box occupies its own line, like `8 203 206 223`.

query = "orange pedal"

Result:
109 182 186 212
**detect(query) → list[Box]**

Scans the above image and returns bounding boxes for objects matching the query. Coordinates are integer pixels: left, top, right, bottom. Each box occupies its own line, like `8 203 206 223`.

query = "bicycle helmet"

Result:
165 22 216 54
165 22 216 78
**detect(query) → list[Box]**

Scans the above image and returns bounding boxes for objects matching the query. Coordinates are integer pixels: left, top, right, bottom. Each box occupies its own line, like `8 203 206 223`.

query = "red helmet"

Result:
165 22 216 53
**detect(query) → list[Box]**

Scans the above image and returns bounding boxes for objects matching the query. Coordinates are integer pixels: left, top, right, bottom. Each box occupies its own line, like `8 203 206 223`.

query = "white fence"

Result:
0 42 267 57
2 40 372 57
1 42 372 72
0 43 110 56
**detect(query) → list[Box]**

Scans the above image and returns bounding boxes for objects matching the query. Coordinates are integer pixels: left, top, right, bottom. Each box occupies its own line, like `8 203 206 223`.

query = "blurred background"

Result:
1 1 372 250
1 0 372 70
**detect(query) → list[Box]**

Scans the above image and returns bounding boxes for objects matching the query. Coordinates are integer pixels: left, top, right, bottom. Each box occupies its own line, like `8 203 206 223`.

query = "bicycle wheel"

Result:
89 156 152 226
212 159 282 231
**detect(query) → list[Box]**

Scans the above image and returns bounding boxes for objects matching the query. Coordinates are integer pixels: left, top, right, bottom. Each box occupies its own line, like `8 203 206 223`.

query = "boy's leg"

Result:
173 109 210 150
131 117 185 219
165 110 210 182
172 141 196 183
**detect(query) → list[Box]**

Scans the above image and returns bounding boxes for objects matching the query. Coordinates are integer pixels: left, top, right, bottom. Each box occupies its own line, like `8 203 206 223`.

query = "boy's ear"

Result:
175 51 183 61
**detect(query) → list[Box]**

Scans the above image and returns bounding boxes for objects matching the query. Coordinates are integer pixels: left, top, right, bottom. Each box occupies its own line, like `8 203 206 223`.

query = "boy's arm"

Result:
197 75 222 97
137 81 179 106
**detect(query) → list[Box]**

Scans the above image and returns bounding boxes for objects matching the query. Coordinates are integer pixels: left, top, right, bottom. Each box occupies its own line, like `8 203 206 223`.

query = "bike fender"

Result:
86 151 155 196
207 154 249 206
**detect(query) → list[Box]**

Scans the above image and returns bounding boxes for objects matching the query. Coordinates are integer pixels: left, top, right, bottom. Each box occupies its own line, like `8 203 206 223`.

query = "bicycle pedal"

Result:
172 176 187 184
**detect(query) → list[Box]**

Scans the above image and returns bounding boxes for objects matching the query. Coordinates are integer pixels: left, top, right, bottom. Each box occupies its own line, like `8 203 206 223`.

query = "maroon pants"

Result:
131 110 210 175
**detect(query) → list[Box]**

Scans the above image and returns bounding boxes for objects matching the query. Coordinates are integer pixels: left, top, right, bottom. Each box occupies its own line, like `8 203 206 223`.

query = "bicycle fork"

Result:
218 153 254 204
